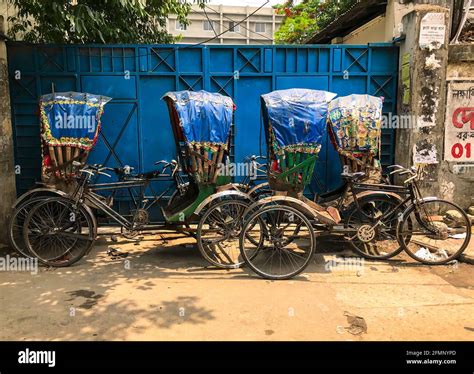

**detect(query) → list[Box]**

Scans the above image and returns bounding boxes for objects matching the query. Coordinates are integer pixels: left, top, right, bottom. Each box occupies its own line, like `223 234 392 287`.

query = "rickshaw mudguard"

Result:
341 190 407 213
244 195 340 225
12 188 68 209
193 189 251 216
247 182 270 197
397 196 438 219
353 190 405 203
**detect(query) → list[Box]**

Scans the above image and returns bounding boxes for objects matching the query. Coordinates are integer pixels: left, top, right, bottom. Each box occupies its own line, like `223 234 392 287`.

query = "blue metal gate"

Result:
7 43 399 196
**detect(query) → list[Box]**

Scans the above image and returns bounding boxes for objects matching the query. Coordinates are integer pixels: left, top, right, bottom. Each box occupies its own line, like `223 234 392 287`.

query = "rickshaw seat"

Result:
162 180 200 217
341 171 367 182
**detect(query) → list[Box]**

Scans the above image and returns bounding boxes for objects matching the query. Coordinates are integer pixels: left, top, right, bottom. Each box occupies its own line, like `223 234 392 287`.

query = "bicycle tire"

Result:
397 199 471 265
23 197 96 267
240 205 315 280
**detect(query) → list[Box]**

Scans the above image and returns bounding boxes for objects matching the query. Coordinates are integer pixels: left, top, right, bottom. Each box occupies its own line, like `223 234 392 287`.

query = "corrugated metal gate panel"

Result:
7 43 399 195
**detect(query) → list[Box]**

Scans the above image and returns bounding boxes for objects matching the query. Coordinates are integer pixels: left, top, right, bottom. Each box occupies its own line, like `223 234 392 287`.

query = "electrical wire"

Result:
203 8 218 38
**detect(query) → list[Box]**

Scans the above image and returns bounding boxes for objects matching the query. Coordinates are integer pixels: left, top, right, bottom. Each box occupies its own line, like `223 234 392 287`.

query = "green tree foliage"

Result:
7 0 206 43
274 0 357 44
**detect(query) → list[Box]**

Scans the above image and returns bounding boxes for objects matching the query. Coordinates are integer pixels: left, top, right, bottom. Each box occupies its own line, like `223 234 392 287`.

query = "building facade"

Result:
167 4 284 45
307 0 474 45
0 0 13 35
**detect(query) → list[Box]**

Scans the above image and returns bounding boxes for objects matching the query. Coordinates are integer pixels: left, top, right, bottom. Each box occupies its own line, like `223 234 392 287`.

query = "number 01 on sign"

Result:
444 81 474 162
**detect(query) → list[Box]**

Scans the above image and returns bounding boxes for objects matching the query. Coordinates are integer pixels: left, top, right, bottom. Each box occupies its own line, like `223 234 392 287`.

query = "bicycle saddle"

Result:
340 171 366 182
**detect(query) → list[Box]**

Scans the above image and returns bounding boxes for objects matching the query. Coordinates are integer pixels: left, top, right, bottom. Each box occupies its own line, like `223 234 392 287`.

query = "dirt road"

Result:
1 234 473 341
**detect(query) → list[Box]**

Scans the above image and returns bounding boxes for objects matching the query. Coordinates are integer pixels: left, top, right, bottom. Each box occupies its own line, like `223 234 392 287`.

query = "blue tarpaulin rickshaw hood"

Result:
261 89 337 149
162 90 233 145
40 91 111 150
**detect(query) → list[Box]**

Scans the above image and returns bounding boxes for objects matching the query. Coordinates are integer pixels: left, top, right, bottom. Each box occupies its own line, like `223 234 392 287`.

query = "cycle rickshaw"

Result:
238 89 471 280
10 90 255 267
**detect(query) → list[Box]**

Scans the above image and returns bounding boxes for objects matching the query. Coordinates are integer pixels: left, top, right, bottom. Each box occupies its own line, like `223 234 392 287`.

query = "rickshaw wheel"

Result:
240 205 315 280
397 199 471 265
197 199 259 269
23 197 96 267
9 195 55 258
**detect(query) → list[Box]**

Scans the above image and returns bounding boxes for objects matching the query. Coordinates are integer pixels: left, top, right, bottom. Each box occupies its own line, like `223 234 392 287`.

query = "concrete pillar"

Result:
0 34 17 244
395 2 451 199
272 11 275 45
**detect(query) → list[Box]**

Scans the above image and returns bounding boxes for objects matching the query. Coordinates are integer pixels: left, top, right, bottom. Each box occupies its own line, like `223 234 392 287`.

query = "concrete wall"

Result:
395 1 474 209
337 0 414 44
342 16 388 44
0 0 16 36
441 45 474 208
0 32 17 244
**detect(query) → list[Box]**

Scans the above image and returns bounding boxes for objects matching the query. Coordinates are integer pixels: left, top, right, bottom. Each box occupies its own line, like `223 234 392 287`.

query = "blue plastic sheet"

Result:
261 89 337 149
163 90 233 145
40 92 111 150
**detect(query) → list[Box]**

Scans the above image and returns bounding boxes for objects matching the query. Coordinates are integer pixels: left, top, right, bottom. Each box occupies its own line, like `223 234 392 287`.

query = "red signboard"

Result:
444 82 474 162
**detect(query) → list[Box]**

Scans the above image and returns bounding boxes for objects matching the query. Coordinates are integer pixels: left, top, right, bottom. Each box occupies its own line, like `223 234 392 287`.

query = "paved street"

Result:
1 233 473 341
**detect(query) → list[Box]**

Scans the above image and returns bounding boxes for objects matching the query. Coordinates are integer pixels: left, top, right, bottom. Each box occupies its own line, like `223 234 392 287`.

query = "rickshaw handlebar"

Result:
387 164 421 184
245 155 266 162
74 162 135 179
154 160 179 176
75 160 180 181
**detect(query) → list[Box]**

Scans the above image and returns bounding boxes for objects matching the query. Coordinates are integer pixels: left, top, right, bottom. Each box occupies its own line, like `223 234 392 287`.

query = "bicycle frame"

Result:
69 165 188 232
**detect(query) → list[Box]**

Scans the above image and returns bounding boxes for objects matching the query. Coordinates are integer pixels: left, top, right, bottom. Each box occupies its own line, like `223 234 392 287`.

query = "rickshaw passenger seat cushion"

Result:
163 180 200 217
301 196 341 225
